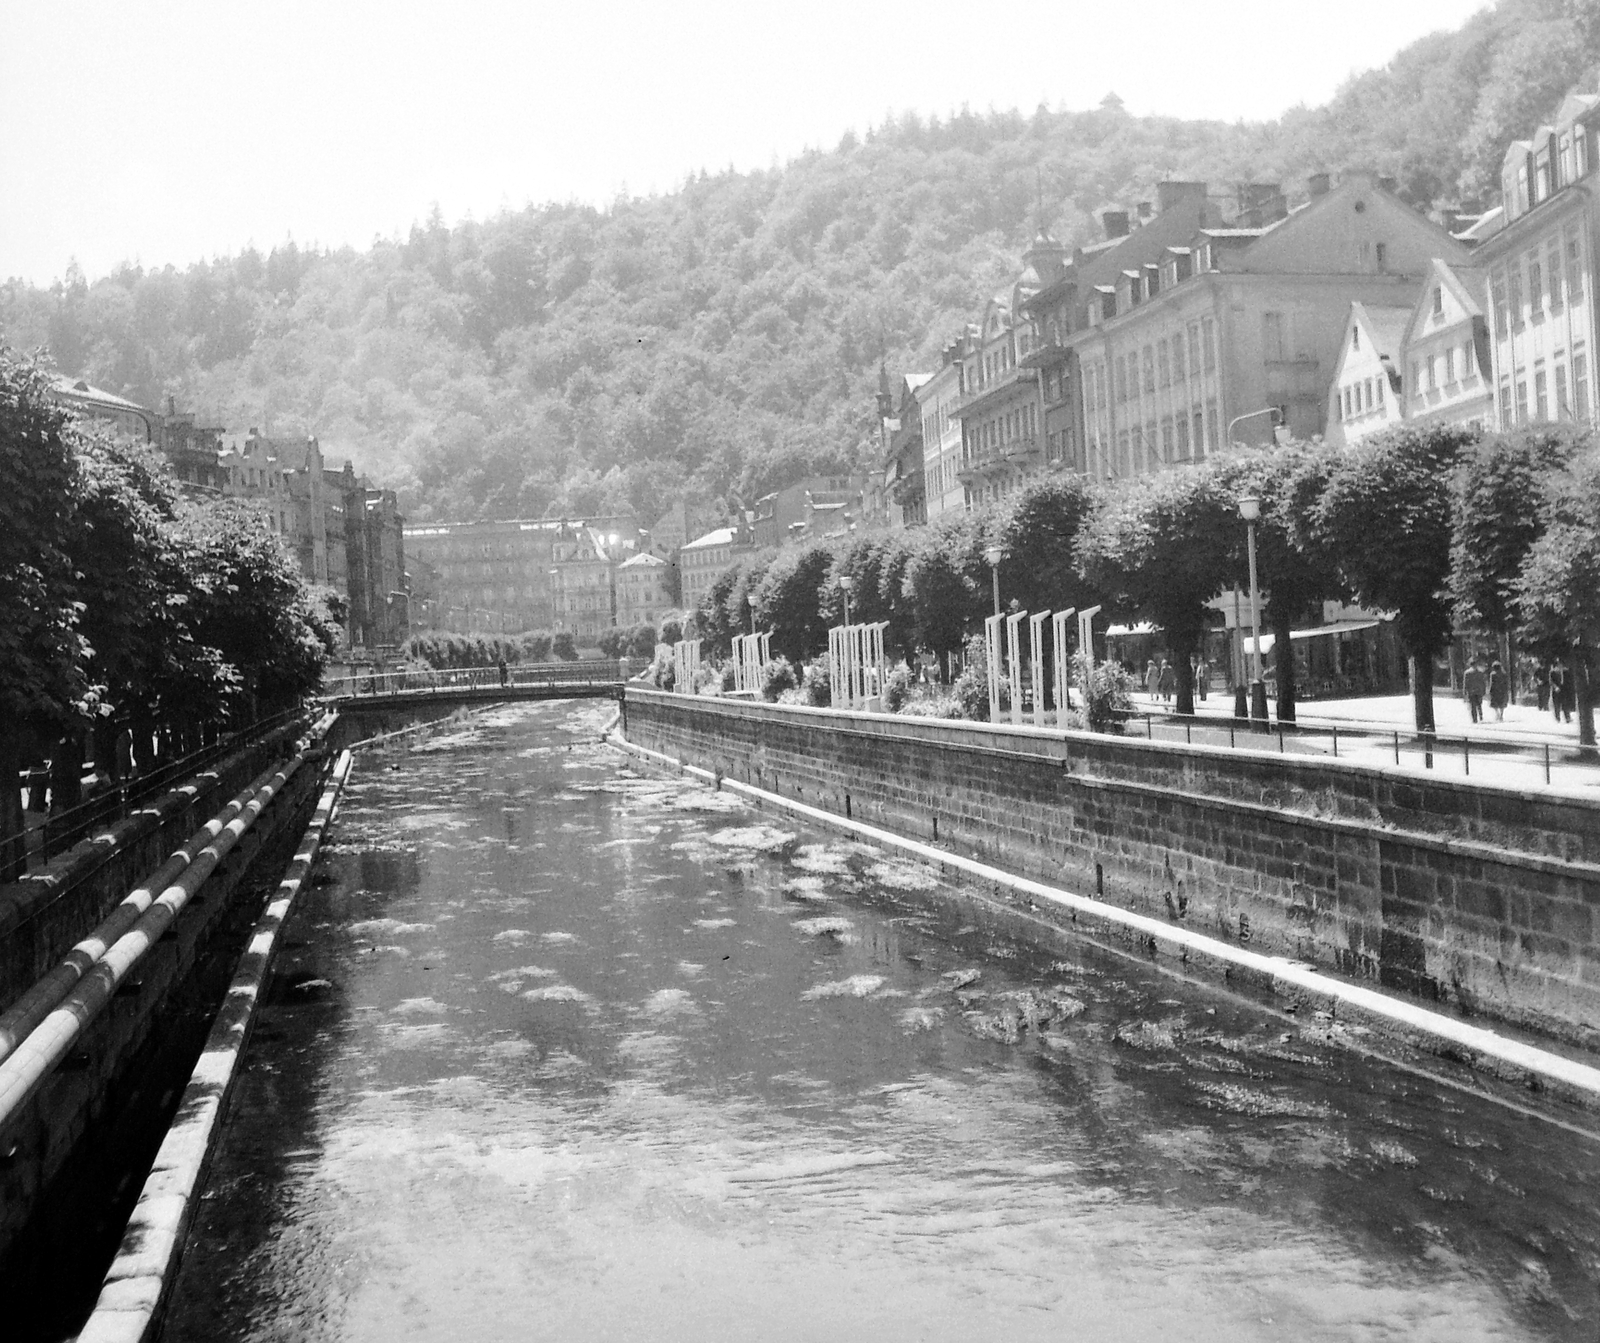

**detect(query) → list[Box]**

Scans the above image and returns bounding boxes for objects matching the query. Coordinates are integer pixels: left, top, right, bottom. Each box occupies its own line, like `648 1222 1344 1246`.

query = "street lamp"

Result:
1227 406 1282 445
984 545 1004 617
1238 495 1269 724
838 574 854 628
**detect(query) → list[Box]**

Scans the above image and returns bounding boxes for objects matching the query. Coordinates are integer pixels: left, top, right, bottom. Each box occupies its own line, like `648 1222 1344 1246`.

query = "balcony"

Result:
956 435 1043 484
952 366 1038 419
1017 336 1070 370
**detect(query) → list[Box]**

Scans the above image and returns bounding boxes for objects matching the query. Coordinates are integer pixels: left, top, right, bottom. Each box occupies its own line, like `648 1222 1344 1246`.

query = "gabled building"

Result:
1325 303 1411 447
616 551 672 629
49 375 156 442
1477 90 1600 428
880 371 932 527
1400 260 1493 432
680 525 752 614
918 338 970 518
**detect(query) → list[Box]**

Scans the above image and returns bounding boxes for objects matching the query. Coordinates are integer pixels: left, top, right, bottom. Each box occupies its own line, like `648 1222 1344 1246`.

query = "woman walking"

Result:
1488 660 1509 723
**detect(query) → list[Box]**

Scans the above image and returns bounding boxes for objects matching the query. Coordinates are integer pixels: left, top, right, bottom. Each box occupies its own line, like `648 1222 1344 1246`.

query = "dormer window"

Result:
1433 286 1444 317
1351 325 1360 351
1536 146 1553 203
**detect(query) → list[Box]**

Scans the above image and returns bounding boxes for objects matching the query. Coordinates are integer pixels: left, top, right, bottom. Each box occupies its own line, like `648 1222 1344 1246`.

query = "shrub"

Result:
801 656 831 706
1074 653 1136 733
660 618 683 644
720 663 738 692
628 624 658 659
551 631 578 661
520 630 553 662
949 634 991 720
760 656 798 702
883 665 914 713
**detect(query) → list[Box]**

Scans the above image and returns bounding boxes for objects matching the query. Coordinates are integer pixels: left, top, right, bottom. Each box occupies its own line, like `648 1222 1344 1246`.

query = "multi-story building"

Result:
616 551 672 628
750 477 867 549
879 372 931 527
918 340 969 517
49 375 157 442
1401 262 1493 432
1478 91 1600 430
343 476 408 650
552 524 621 645
1325 303 1411 447
680 525 752 613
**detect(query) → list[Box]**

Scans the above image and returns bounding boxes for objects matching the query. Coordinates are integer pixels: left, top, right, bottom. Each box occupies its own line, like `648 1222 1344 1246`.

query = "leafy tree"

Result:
996 472 1099 616
1216 443 1346 723
1312 423 1477 732
752 543 835 663
1076 466 1237 715
627 624 658 658
551 631 578 661
902 521 978 681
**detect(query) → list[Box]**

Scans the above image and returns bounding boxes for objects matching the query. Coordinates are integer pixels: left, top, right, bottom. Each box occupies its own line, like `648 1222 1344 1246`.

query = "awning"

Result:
1246 620 1382 657
1105 622 1158 637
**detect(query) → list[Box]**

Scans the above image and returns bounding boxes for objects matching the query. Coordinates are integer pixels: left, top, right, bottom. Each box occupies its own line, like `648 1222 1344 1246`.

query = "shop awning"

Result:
1245 619 1382 657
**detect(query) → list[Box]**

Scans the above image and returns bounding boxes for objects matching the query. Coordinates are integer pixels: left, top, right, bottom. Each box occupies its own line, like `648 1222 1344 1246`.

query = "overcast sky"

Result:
1 0 1491 286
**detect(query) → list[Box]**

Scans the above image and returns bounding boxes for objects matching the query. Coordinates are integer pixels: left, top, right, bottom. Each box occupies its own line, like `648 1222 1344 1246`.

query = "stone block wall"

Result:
623 690 1600 1050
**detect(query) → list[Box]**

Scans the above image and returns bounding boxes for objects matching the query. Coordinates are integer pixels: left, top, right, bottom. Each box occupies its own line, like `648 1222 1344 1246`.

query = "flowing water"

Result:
161 701 1600 1341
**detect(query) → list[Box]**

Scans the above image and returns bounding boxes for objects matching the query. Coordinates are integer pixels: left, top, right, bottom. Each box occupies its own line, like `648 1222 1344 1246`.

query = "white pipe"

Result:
0 754 304 1132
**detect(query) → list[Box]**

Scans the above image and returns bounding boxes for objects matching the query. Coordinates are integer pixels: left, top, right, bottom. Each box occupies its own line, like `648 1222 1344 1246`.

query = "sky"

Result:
1 0 1494 286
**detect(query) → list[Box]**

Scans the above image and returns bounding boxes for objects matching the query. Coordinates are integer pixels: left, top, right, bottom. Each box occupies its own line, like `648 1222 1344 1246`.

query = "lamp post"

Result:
838 574 854 628
1238 495 1269 724
1226 406 1282 445
984 544 1003 617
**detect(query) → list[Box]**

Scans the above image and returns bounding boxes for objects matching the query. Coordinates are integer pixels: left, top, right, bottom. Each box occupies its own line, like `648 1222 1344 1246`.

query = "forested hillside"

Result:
3 0 1597 527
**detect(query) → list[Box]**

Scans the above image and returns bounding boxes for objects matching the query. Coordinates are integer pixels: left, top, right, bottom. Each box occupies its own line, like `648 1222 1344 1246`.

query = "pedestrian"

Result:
1488 659 1508 722
1193 654 1209 701
1158 660 1176 702
1145 659 1160 700
1552 661 1571 724
1462 659 1486 724
497 657 509 688
1535 662 1551 712
1560 663 1577 724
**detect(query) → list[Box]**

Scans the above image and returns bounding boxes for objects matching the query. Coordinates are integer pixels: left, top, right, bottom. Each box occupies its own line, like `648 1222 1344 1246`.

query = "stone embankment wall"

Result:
623 689 1600 1050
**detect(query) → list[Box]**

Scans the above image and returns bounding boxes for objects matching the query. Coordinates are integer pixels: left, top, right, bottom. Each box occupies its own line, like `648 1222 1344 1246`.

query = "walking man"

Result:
1463 659 1485 724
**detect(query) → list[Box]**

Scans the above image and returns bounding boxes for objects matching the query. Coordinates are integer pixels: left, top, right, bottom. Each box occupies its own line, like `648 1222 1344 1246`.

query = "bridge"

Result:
321 659 630 711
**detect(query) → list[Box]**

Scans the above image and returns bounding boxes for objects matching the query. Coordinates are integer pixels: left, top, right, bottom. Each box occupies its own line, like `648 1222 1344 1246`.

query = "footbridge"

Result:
322 659 629 712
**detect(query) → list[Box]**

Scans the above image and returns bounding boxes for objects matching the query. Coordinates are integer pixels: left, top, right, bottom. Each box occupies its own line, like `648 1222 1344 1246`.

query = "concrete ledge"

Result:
608 729 1600 1117
73 750 354 1343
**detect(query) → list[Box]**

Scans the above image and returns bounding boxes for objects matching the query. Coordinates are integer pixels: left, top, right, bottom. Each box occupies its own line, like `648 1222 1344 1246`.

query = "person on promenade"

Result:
1193 655 1209 701
1158 660 1176 702
1463 659 1486 724
1145 660 1160 700
1488 660 1509 722
1535 662 1551 712
497 657 509 688
1552 662 1572 724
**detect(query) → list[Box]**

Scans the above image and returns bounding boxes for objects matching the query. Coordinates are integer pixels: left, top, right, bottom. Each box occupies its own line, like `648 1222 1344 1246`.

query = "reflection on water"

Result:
163 702 1600 1342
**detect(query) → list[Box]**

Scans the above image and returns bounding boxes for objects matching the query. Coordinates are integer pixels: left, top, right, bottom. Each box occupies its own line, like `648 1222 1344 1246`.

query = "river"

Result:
160 701 1600 1341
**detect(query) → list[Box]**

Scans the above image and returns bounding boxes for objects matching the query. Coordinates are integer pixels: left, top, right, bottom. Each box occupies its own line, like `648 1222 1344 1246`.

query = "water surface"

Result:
163 702 1600 1341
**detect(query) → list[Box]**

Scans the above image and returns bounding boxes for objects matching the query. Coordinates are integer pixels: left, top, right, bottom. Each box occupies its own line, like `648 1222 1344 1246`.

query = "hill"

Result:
2 0 1596 527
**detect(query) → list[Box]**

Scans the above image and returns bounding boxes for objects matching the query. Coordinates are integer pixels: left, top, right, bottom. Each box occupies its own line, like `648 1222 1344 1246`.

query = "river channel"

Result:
160 701 1600 1341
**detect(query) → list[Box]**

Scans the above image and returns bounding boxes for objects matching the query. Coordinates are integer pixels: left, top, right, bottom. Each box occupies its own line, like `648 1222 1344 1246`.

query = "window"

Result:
1580 130 1592 178
1557 363 1570 417
1352 324 1361 351
1365 378 1374 409
1550 242 1565 310
1376 242 1388 273
1173 331 1186 377
1535 364 1549 420
1176 414 1190 457
1161 418 1174 462
1515 377 1529 423
1115 356 1127 402
1411 360 1422 398
1158 339 1170 388
1142 346 1155 394
1340 387 1350 420
1499 379 1513 425
1263 312 1284 362
1492 270 1508 337
1187 323 1201 375
1509 268 1524 328
1205 399 1219 451
1432 287 1443 318
1568 232 1584 306
1530 259 1544 318
1202 318 1216 372
1193 410 1206 455
1561 132 1575 186
1577 349 1590 419
1444 347 1455 384
1463 341 1476 379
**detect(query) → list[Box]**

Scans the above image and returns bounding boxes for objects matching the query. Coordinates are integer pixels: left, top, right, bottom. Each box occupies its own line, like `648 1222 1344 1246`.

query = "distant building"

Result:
616 551 672 629
750 476 867 549
49 375 156 442
1401 261 1494 432
1325 303 1411 447
680 525 752 613
917 341 970 518
879 371 931 527
1477 90 1600 429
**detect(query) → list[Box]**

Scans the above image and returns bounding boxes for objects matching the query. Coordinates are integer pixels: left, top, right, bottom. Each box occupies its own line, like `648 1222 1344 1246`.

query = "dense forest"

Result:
3 0 1598 528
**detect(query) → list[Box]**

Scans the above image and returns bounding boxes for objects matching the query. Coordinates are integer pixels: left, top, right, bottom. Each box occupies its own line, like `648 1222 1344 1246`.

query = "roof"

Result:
51 375 151 415
1354 303 1413 359
683 526 739 550
619 551 666 568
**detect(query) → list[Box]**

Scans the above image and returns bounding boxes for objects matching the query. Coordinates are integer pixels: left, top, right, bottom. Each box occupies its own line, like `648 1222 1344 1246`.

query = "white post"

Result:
1006 611 1027 726
1077 606 1102 676
1030 610 1051 729
829 626 843 708
1052 608 1075 720
984 614 1003 723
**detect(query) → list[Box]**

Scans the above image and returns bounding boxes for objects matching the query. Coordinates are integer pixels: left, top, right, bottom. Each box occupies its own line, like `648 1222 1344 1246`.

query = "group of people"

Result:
1142 657 1210 703
1464 658 1578 725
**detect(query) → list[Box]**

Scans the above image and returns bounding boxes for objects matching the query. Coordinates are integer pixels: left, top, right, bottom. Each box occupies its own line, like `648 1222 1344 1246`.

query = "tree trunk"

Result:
1410 654 1436 734
49 734 84 813
0 732 25 883
1272 611 1297 724
1173 633 1197 717
1576 645 1596 748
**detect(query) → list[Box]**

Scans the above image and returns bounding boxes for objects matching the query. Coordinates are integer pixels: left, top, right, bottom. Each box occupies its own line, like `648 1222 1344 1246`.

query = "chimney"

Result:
1136 201 1153 220
1156 180 1207 214
1101 209 1130 239
1307 172 1330 198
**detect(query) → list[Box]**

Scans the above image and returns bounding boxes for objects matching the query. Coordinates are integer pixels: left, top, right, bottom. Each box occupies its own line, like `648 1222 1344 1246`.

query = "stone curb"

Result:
72 749 354 1343
607 730 1600 1118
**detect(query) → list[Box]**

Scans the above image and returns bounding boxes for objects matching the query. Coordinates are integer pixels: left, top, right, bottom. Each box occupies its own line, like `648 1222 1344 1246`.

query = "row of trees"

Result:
402 629 580 668
694 422 1600 741
2 347 342 875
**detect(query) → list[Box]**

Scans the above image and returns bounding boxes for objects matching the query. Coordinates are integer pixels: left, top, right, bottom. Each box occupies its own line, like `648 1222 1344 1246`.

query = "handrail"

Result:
321 660 626 699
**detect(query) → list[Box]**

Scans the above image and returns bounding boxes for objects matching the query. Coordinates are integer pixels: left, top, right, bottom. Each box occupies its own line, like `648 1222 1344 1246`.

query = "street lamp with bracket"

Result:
838 574 854 628
1238 495 1270 725
983 544 1004 617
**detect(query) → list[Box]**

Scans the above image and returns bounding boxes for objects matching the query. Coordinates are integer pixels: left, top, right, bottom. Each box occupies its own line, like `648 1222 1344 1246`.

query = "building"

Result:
1401 261 1493 433
343 476 408 650
750 477 867 549
680 525 752 613
404 519 560 633
878 371 931 527
918 340 970 517
551 524 621 645
1325 303 1412 447
616 551 673 628
1476 91 1600 430
49 376 156 442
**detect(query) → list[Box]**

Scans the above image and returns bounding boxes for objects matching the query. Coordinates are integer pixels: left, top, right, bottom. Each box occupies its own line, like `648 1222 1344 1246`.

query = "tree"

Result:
752 543 835 663
902 522 978 682
1076 466 1237 716
1312 423 1477 732
996 472 1098 616
1217 443 1346 723
551 631 578 661
1450 425 1584 657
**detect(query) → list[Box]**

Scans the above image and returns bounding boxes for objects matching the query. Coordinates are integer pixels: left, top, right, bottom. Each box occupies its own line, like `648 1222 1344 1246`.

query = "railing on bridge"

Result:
322 660 628 699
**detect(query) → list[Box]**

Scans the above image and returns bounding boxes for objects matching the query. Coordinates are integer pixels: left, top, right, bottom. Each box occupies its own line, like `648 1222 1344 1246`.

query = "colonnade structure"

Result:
670 639 702 693
983 605 1102 725
829 621 888 710
730 632 772 694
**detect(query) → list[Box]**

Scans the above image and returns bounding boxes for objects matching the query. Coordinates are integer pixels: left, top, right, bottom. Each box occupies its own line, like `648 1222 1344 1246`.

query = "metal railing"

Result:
322 660 627 699
1120 705 1600 789
22 706 306 871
